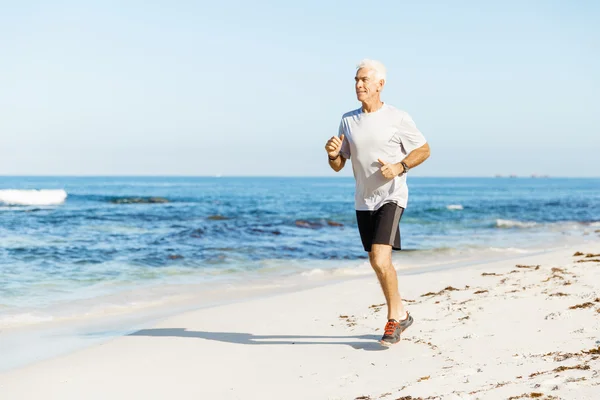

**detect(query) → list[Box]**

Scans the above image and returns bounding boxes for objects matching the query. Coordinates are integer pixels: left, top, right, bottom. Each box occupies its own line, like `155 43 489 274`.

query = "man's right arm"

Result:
328 154 346 172
324 134 347 172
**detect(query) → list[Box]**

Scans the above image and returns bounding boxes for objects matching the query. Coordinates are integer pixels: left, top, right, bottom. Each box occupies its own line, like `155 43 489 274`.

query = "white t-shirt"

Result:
338 104 427 211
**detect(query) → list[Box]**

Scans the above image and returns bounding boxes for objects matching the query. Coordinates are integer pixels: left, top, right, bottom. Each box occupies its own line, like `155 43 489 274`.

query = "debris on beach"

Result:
583 346 600 355
507 393 545 399
569 302 595 310
553 364 590 373
413 338 439 350
420 286 460 297
534 350 577 362
338 314 357 327
542 268 567 282
516 264 540 270
368 303 385 312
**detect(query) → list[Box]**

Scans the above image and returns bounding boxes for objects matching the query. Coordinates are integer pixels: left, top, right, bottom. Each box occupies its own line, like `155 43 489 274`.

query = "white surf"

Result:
0 189 68 206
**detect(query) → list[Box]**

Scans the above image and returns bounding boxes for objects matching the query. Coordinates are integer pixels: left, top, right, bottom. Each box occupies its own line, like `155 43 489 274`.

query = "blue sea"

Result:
1 176 599 328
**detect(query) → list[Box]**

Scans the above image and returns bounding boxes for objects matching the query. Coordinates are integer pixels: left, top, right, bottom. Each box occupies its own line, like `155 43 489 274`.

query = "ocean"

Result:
1 176 599 328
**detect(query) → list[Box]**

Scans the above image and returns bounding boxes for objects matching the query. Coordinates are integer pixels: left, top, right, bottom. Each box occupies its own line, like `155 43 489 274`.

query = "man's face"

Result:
355 67 383 102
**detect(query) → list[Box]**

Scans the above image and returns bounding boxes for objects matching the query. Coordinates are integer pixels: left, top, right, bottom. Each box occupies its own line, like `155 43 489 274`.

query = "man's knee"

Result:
369 245 392 272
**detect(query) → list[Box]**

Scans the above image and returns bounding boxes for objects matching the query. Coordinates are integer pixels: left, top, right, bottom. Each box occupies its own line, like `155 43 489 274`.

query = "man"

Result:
325 59 430 346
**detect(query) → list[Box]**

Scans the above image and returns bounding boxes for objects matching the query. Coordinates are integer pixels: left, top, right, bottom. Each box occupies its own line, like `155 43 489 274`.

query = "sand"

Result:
1 244 599 400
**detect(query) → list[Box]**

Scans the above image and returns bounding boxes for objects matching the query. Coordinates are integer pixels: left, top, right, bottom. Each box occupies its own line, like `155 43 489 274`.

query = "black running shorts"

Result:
356 202 404 252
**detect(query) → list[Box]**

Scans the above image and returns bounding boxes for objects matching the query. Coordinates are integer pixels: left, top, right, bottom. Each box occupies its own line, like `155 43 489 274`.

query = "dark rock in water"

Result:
295 219 340 229
112 197 169 204
147 197 169 203
295 220 310 228
251 228 281 235
295 220 322 229
191 228 204 238
168 254 184 260
208 215 229 220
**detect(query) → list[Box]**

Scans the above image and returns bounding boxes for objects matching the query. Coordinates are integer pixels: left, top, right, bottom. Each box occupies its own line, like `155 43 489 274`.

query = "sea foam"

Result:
495 219 537 228
0 189 67 206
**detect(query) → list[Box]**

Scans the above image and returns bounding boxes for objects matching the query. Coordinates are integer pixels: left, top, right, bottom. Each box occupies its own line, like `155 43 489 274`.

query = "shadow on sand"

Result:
128 328 387 351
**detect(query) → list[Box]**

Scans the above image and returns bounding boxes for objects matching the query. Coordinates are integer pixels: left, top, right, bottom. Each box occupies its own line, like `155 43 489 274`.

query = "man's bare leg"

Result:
368 244 407 321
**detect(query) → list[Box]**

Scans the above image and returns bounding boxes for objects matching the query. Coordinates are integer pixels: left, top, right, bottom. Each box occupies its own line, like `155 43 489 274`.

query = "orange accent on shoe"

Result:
384 320 399 336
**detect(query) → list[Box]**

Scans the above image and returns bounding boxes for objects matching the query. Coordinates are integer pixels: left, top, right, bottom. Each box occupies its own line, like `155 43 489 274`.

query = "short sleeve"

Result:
397 113 427 154
338 120 351 159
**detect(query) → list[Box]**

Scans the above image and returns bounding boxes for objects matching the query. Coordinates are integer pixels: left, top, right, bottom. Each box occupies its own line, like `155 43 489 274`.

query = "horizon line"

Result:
1 175 599 179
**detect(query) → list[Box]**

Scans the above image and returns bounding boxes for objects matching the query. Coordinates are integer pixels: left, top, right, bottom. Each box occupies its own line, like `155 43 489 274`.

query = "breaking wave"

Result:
0 189 67 206
495 219 537 228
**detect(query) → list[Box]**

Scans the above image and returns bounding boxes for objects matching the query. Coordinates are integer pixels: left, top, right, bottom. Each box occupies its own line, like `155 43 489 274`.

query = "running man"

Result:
325 59 431 346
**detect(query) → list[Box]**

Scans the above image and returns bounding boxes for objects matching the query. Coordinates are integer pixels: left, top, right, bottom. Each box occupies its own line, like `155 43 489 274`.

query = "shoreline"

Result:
1 242 599 399
0 239 594 374
2 239 583 329
0 243 566 374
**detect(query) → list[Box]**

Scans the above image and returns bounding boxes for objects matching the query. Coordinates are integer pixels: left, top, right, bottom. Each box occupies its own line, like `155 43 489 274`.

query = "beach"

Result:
1 243 599 400
2 0 599 397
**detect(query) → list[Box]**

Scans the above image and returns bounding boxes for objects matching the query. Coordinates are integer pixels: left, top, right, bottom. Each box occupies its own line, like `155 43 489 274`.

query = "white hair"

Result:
356 59 387 82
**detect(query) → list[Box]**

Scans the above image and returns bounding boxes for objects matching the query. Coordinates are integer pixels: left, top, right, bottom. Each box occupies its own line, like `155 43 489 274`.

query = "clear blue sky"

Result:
1 1 598 177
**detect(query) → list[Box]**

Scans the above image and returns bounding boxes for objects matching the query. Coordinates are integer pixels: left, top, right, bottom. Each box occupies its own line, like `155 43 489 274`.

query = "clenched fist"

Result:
325 134 345 159
378 158 401 179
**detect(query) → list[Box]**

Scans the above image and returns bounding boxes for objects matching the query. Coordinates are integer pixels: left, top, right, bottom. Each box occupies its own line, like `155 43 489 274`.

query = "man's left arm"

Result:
396 142 430 171
393 112 431 174
378 143 430 179
378 113 431 178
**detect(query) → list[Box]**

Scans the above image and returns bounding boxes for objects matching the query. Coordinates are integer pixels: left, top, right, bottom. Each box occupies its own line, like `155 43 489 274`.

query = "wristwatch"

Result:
400 161 410 175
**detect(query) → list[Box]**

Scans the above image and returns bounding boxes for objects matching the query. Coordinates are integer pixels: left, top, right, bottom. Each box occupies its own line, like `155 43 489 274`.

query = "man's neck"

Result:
361 99 384 113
